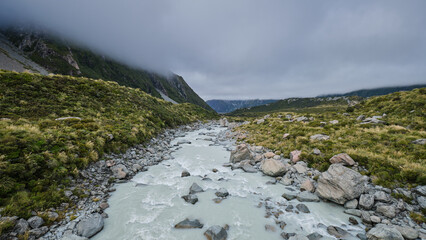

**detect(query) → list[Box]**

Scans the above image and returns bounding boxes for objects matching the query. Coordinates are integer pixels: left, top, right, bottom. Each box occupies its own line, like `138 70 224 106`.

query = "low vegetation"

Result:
0 70 216 218
234 88 425 188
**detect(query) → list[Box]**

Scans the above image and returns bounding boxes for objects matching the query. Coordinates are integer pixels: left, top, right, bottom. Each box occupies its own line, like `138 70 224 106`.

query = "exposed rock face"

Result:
260 159 287 177
229 144 253 163
316 164 368 204
366 224 404 240
329 153 355 166
76 213 104 238
290 150 302 163
111 164 129 179
174 218 203 229
204 225 228 240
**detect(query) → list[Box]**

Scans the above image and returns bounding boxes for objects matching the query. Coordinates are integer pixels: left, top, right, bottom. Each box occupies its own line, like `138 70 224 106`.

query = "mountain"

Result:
318 84 426 98
0 27 214 111
0 70 216 218
228 96 361 117
206 99 278 113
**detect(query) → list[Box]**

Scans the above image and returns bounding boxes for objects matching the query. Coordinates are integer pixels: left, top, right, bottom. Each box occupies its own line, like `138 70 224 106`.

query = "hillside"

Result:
0 70 216 218
206 99 278 113
228 96 361 117
234 88 426 188
0 28 213 111
319 84 426 98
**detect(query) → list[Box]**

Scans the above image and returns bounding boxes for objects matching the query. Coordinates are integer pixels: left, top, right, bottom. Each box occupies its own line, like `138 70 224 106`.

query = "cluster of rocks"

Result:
0 121 214 240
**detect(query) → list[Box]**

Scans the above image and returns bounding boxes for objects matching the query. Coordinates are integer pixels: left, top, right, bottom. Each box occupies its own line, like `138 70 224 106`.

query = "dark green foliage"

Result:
319 84 426 98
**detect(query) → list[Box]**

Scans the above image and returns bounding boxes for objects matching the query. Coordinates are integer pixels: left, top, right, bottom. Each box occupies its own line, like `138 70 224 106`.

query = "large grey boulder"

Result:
316 164 368 204
76 213 104 238
204 225 228 240
260 159 287 177
174 218 203 229
229 144 254 163
27 216 44 229
366 224 403 240
111 164 129 179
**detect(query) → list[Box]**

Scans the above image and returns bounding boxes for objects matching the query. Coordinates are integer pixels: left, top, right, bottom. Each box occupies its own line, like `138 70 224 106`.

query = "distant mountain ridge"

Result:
0 27 213 111
206 99 278 113
318 84 426 98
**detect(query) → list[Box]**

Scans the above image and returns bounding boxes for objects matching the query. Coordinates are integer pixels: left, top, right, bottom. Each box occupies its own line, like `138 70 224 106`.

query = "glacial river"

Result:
93 126 364 240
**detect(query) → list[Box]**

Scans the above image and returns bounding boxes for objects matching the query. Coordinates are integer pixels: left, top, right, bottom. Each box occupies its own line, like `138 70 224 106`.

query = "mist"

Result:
1 0 425 100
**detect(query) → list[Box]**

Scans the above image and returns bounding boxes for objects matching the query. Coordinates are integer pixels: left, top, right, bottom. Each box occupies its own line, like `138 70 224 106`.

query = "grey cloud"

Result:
1 0 425 100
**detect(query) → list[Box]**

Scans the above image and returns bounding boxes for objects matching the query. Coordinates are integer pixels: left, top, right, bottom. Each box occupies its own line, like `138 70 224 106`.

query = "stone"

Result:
230 144 253 163
27 216 44 229
357 233 367 240
177 140 191 145
329 120 339 124
174 218 203 229
312 148 321 155
215 188 229 198
265 224 276 232
306 232 322 240
344 209 362 217
366 224 403 240
204 225 228 240
414 185 426 196
417 196 426 208
370 215 381 224
361 211 371 224
349 217 358 225
283 133 290 139
132 163 142 172
241 163 257 173
281 233 296 239
260 159 287 177
293 163 308 174
329 153 355 166
359 194 375 210
316 164 368 205
181 170 190 177
29 226 49 238
376 205 396 218
327 226 351 238
300 179 315 192
344 199 358 209
310 134 330 141
296 204 310 213
297 191 320 202
412 139 426 145
76 213 104 238
99 202 109 210
290 150 302 163
357 115 366 121
264 152 275 158
55 117 82 121
189 183 204 194
282 192 298 200
111 164 129 179
14 218 29 235
395 226 419 240
374 191 390 202
47 211 59 221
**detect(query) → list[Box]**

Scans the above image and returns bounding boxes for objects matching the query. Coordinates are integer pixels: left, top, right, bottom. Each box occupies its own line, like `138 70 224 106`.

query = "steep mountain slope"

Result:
318 84 426 98
1 28 213 111
0 70 216 218
228 96 361 116
206 99 278 113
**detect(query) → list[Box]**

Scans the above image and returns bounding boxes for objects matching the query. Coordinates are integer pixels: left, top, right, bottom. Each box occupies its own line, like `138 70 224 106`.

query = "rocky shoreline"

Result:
222 118 426 240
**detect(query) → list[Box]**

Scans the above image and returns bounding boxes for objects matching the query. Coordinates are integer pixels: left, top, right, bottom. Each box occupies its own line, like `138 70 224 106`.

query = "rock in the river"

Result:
282 192 298 200
14 218 29 235
61 233 89 240
376 205 396 218
27 216 44 229
316 164 367 205
215 188 229 198
177 140 191 145
174 218 204 229
359 194 375 210
189 183 204 194
181 170 190 177
182 194 198 204
310 134 330 141
290 150 302 163
260 159 287 177
76 213 104 238
307 232 323 240
395 226 419 240
297 191 320 202
296 204 310 213
230 144 253 163
204 225 228 240
241 162 257 173
344 209 362 217
349 217 358 225
327 226 351 238
344 199 358 209
111 164 129 179
329 153 355 166
289 234 309 240
366 224 403 240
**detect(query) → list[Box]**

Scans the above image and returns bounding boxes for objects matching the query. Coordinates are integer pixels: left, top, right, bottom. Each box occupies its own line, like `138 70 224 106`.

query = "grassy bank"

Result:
0 70 216 218
234 88 425 188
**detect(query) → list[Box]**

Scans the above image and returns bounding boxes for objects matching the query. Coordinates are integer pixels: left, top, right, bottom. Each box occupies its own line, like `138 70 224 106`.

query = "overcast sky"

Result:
1 0 425 100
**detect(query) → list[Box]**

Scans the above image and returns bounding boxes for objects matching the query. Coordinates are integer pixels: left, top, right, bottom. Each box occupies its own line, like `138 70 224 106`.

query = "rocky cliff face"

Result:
1 27 213 111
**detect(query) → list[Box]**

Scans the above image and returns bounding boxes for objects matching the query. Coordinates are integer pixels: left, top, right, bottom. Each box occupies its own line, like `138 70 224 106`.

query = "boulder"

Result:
264 152 275 158
344 209 362 217
297 191 320 202
329 153 355 166
395 226 419 240
29 226 49 238
181 170 190 177
174 218 203 229
282 192 298 200
260 159 287 177
215 188 229 198
316 164 368 204
327 226 351 239
27 216 44 229
230 144 253 163
310 134 330 141
111 164 129 179
300 179 315 192
14 218 29 235
76 213 104 238
204 225 228 240
412 139 426 145
366 224 403 240
306 232 322 240
344 199 358 209
182 194 198 204
359 194 375 210
296 204 310 213
189 183 204 194
374 191 390 202
290 150 302 163
376 205 396 218
241 162 257 173
417 196 426 208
